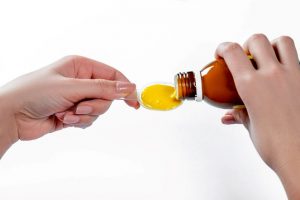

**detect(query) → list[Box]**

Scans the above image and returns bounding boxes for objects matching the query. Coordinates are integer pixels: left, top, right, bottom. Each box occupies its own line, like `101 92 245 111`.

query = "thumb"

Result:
64 78 136 101
221 108 250 128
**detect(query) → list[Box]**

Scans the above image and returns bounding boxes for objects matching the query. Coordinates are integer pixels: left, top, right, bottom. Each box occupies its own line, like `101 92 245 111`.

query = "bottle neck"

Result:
174 71 202 101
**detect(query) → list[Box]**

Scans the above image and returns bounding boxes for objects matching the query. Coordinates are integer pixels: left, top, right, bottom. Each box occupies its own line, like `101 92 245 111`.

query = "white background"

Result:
0 0 297 199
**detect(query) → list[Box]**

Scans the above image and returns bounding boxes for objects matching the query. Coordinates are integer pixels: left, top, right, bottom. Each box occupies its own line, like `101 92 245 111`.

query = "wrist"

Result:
0 89 18 158
273 153 300 200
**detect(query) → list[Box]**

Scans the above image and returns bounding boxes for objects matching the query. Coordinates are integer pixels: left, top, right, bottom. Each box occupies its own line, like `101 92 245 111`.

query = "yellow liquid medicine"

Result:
140 84 182 111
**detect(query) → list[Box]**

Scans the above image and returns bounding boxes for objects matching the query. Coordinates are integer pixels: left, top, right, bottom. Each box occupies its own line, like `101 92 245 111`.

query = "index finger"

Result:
56 55 139 108
215 42 255 80
86 57 140 108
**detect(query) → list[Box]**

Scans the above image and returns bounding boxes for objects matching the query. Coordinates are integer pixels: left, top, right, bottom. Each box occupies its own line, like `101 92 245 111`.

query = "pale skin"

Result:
219 34 300 200
0 55 139 157
0 34 299 199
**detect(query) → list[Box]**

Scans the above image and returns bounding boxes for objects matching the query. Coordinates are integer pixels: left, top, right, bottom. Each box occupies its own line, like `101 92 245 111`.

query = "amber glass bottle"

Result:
174 59 244 108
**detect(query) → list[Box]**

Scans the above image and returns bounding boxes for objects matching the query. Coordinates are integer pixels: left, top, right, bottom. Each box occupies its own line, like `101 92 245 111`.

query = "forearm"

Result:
0 90 18 158
276 160 300 200
279 170 300 200
0 130 15 158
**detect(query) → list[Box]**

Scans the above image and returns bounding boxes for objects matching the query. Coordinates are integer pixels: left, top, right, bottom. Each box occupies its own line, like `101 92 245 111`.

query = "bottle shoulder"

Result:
200 59 225 72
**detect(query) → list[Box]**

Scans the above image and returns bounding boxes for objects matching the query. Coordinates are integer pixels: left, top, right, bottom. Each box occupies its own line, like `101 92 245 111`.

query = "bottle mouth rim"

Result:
174 76 180 100
174 71 200 101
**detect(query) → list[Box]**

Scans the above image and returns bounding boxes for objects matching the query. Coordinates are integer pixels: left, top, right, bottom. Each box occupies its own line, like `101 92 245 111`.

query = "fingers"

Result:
272 36 299 67
75 99 112 116
243 34 299 70
243 34 279 69
221 108 249 129
65 114 98 129
216 34 299 81
56 56 140 109
55 111 99 129
81 57 140 109
112 70 140 108
55 98 113 129
66 78 137 101
56 55 124 80
68 56 132 83
76 56 140 108
215 42 255 80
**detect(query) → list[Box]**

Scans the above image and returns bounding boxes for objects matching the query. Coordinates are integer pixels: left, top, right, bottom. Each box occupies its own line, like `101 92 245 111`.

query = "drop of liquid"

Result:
140 84 182 111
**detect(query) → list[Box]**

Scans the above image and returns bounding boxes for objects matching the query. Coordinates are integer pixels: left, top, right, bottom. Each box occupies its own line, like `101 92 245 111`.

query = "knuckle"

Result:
277 35 294 45
234 73 254 91
259 66 285 83
221 42 241 56
61 55 84 71
63 55 89 68
63 55 82 62
92 102 111 115
248 33 268 43
94 79 105 89
77 123 92 129
94 79 116 94
268 66 284 78
99 103 111 114
238 73 253 84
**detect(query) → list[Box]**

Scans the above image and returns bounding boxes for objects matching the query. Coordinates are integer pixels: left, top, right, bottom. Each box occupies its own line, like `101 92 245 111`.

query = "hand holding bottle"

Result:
218 34 300 199
0 55 139 157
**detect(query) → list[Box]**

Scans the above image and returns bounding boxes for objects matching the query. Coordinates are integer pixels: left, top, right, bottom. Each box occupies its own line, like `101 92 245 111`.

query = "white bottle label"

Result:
194 71 203 101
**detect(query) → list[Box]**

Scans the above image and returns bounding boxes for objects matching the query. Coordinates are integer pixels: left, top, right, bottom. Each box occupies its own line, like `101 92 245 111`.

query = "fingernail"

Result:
222 115 237 124
76 106 93 114
116 82 136 95
63 115 80 124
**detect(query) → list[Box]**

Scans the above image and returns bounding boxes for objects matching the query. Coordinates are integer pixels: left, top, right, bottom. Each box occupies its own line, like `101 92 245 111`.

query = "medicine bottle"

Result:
174 58 247 108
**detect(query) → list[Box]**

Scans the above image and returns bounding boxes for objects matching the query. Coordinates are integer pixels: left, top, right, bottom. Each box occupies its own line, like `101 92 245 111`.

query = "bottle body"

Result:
175 59 243 108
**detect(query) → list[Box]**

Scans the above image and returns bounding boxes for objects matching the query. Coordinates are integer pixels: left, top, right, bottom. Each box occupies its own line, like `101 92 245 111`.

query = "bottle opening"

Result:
174 71 197 100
